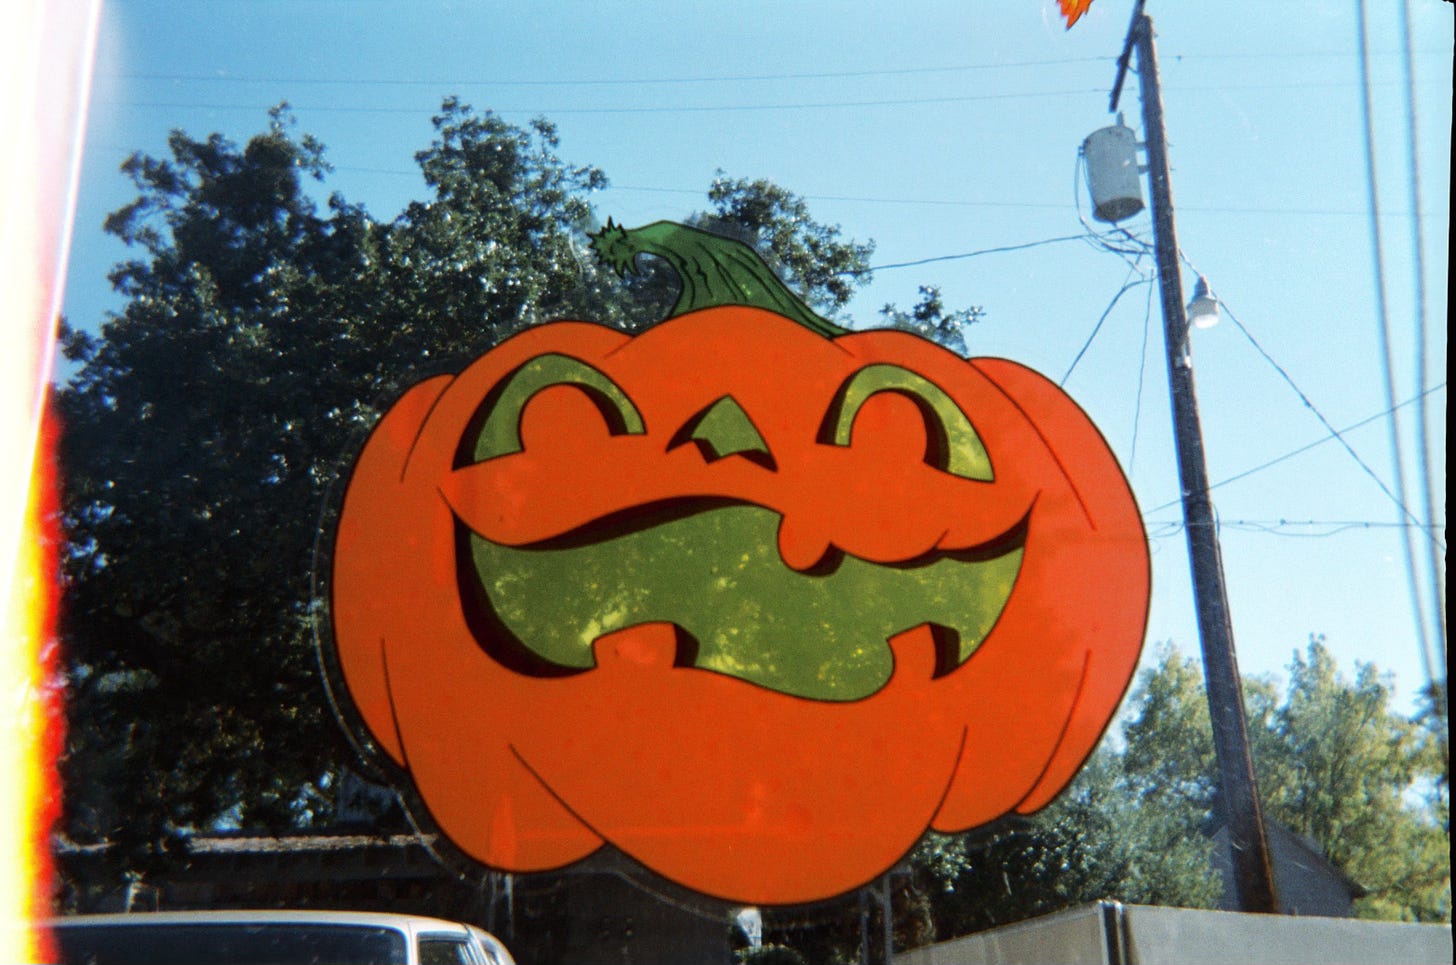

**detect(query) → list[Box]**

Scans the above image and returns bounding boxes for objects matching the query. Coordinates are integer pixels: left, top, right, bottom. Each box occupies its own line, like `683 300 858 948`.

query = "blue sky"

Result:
65 0 1449 712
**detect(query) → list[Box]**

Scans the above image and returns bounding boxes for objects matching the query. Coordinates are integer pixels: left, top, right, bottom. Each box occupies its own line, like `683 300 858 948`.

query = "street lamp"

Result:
1187 275 1220 329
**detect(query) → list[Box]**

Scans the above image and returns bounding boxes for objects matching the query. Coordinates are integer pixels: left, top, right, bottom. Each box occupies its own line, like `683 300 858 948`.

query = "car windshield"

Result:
52 922 409 965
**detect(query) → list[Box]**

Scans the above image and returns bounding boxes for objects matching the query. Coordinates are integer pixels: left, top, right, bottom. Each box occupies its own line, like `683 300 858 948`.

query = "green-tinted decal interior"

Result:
468 504 1022 700
673 396 775 467
825 364 994 481
472 354 646 462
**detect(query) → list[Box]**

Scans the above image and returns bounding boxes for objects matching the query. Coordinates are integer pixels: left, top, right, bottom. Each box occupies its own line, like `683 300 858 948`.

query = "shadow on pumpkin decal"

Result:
328 220 1149 904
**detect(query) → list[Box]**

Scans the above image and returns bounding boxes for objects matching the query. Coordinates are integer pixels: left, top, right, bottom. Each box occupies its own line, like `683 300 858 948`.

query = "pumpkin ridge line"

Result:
398 376 455 484
968 361 1096 528
930 725 972 825
1012 648 1094 815
506 742 611 859
379 639 411 773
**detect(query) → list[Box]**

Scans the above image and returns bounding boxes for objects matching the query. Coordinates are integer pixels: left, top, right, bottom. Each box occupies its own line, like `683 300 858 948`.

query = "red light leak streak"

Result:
27 413 64 963
1 0 100 957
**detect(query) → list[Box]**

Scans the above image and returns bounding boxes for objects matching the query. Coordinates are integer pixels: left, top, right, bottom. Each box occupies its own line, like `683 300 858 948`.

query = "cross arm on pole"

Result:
1109 0 1148 114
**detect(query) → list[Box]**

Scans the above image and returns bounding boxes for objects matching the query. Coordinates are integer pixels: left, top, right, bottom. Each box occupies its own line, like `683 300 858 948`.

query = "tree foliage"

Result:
742 642 1445 961
54 103 910 872
60 107 371 864
55 102 1447 953
1256 639 1448 921
698 173 874 317
905 639 1449 946
910 714 1221 939
876 286 985 356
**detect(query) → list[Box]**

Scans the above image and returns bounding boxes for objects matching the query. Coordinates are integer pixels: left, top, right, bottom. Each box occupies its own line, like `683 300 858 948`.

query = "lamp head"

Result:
1187 275 1220 329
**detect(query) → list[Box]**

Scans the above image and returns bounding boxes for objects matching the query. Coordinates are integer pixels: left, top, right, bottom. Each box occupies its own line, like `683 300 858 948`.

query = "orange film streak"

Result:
11 416 63 962
1 0 99 958
1059 0 1095 30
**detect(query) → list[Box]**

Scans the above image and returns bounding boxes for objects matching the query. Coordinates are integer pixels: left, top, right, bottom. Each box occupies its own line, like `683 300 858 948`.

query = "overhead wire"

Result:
99 79 1414 119
98 74 1426 122
1397 0 1446 664
1060 269 1151 387
1069 147 1156 459
858 235 1088 274
1069 78 1446 691
1128 276 1156 474
1355 0 1443 727
1072 147 1154 271
1143 518 1444 539
1144 381 1447 515
1071 98 1444 657
1177 251 1442 553
111 55 1119 88
99 87 1114 117
590 183 1426 219
103 46 1448 90
97 42 1448 540
85 153 1435 222
608 184 1072 212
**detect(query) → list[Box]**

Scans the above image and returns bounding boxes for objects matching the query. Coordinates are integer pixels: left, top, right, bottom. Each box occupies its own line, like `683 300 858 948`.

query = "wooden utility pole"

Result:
1117 11 1281 914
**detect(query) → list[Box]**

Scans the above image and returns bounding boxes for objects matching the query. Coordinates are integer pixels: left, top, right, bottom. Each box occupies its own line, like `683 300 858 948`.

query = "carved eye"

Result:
457 354 646 466
821 364 994 481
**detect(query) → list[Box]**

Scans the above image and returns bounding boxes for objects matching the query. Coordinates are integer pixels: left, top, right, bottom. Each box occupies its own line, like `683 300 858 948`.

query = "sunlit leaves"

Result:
910 639 1449 940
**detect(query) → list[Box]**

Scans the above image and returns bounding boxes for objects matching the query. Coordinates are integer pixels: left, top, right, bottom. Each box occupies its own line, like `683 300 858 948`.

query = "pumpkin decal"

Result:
330 221 1149 904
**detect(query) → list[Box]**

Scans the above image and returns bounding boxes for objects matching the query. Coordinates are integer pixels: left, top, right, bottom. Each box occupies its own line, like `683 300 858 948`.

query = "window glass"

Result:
418 933 478 965
52 922 408 965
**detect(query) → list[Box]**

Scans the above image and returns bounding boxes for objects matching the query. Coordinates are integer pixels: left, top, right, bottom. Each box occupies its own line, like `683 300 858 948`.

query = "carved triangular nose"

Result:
673 396 776 470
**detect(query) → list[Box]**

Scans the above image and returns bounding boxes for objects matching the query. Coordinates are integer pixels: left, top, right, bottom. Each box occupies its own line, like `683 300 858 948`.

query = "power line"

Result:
166 157 1441 218
1072 149 1155 272
1128 277 1156 474
102 47 1447 89
606 184 1072 211
1145 381 1447 514
858 235 1089 273
96 87 1111 117
96 77 1408 120
1176 251 1442 553
1144 518 1445 538
596 184 1433 219
1060 269 1152 386
85 154 1431 221
1356 0 1445 733
1068 150 1157 467
1166 46 1448 62
110 55 1117 88
1397 0 1447 666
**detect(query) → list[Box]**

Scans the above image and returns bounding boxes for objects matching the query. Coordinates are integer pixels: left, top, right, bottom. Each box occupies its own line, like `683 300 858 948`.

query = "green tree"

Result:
1120 639 1449 922
698 173 874 318
55 101 954 883
56 102 645 866
877 286 985 355
59 107 373 866
1258 638 1449 921
905 640 1449 948
910 740 1221 940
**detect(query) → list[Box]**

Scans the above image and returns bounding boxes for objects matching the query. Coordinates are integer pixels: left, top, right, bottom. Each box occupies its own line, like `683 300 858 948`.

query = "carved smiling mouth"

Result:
454 500 1025 702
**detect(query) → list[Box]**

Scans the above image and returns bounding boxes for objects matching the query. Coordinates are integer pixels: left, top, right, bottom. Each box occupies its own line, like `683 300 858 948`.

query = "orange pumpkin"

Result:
330 222 1148 904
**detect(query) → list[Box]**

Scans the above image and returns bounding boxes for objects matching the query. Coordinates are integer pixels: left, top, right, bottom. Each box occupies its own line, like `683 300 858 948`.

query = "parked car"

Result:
46 909 517 965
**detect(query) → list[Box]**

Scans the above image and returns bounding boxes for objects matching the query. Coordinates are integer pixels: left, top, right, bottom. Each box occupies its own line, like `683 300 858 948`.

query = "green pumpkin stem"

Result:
589 219 847 337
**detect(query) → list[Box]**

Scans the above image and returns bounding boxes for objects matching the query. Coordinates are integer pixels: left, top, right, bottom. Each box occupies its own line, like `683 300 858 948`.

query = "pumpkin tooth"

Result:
885 623 943 683
775 517 833 573
592 622 681 671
